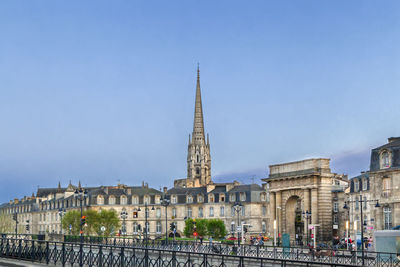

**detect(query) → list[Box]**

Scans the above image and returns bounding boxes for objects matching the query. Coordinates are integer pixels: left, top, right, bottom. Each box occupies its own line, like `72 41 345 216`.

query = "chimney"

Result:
388 137 400 143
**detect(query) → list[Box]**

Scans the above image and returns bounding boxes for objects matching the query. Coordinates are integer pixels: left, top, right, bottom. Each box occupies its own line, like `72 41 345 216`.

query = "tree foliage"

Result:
0 214 14 233
61 209 120 237
207 219 227 239
184 218 227 239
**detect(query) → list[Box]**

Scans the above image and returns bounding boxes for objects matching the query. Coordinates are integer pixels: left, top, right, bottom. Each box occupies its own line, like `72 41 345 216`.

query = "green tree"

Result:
183 218 194 237
0 214 13 233
93 209 120 237
61 210 82 235
196 219 208 237
206 219 227 239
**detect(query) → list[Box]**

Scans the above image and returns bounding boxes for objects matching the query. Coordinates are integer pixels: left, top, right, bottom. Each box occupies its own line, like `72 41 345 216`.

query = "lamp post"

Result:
120 210 128 236
344 196 380 266
58 208 66 234
138 203 154 247
233 202 242 247
302 210 312 246
161 195 170 245
74 188 88 243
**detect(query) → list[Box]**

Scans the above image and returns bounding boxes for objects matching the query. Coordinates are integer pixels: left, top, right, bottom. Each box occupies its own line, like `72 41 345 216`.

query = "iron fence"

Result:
0 238 399 267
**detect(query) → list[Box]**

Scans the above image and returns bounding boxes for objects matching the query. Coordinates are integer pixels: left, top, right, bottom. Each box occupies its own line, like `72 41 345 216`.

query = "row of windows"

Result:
171 192 267 204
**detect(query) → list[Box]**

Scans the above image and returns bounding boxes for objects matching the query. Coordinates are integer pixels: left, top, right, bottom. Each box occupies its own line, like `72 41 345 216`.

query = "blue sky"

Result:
0 1 399 203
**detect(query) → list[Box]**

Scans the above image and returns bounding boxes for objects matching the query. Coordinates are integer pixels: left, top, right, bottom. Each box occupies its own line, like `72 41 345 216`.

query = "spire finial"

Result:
197 63 200 80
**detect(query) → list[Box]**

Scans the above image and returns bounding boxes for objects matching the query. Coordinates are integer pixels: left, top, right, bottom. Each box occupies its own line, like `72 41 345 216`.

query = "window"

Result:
333 202 338 212
260 193 267 202
262 206 266 216
231 207 235 217
209 207 214 217
97 195 104 205
187 195 193 203
381 151 390 169
333 214 338 224
171 195 177 204
156 221 162 233
230 194 236 202
240 193 246 201
132 196 139 205
172 208 177 218
197 195 203 203
363 197 367 209
144 196 150 205
363 179 368 191
133 223 138 234
187 207 192 218
209 194 214 203
382 178 391 197
231 222 235 232
121 196 127 205
262 222 266 233
355 198 359 210
220 194 225 202
155 195 161 204
196 168 200 175
109 196 116 205
199 207 203 218
384 207 392 230
220 206 225 217
156 208 161 218
354 180 359 192
241 206 245 216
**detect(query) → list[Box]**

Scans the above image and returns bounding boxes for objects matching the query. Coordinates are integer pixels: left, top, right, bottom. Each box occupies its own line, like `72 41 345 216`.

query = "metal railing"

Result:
0 237 399 267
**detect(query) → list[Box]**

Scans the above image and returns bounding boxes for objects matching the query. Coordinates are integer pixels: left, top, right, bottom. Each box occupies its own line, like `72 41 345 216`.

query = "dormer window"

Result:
260 192 267 202
381 151 391 169
144 195 150 205
209 194 214 203
171 195 177 204
109 196 116 205
197 194 203 203
230 194 236 202
240 192 246 202
155 195 161 204
187 195 193 203
354 180 359 192
97 195 104 205
219 193 225 202
121 196 127 205
132 195 139 205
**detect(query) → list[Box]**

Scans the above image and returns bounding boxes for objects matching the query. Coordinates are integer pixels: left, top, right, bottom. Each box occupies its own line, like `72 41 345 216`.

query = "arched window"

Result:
208 194 214 203
240 192 246 201
144 195 150 204
109 196 116 205
260 193 267 202
132 195 139 205
97 195 104 205
121 196 127 205
381 151 391 169
196 168 200 175
219 193 225 202
197 194 203 203
230 194 236 202
187 195 193 203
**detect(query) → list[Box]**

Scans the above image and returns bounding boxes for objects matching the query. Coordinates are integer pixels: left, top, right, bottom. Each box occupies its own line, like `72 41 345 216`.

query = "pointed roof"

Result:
192 65 206 144
57 181 62 193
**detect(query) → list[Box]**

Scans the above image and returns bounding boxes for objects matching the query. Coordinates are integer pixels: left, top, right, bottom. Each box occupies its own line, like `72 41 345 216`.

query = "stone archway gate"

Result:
263 158 335 242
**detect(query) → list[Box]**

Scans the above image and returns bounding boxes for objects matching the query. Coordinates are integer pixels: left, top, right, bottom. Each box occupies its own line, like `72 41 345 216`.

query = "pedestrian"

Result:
200 236 203 244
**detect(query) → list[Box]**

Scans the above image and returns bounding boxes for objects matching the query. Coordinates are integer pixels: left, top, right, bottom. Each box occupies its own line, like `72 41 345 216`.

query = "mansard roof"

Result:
229 184 263 192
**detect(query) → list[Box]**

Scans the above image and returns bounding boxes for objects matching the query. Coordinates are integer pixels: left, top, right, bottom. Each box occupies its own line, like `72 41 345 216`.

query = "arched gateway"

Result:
263 158 347 242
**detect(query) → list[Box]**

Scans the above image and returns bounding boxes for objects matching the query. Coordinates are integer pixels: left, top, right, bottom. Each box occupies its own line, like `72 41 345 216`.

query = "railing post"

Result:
98 245 103 267
120 246 125 267
31 240 35 262
18 239 22 259
257 245 259 258
62 242 65 267
79 242 83 267
45 241 50 264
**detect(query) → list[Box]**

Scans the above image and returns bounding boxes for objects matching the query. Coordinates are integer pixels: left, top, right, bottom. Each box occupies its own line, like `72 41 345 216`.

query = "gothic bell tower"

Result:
187 66 212 187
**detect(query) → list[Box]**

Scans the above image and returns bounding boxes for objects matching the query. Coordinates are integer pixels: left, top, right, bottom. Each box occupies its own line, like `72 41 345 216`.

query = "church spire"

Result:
192 64 205 144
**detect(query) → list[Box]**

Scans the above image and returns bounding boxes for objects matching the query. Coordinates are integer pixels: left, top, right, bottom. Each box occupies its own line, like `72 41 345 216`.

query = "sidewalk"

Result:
0 258 49 267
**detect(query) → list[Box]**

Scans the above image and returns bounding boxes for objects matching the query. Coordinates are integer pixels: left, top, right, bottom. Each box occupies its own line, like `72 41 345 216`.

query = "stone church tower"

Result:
186 67 212 187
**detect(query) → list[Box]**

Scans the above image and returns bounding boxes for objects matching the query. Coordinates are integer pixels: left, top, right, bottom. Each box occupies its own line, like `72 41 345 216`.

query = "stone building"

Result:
262 158 348 242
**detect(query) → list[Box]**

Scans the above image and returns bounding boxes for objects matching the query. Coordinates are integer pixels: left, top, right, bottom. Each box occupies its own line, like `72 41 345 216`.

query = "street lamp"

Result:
302 210 312 246
160 195 170 245
233 201 243 246
74 188 88 243
138 203 155 247
58 208 66 234
344 196 380 266
120 210 128 236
